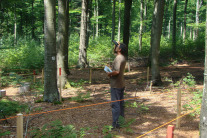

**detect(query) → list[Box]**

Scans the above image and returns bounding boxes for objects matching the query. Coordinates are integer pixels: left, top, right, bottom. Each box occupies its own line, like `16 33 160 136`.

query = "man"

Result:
107 42 127 129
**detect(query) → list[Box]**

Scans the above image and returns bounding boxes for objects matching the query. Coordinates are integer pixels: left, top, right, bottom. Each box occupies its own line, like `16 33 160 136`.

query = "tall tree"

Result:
139 0 144 51
117 0 121 42
199 3 207 136
112 0 116 42
78 0 88 68
96 0 99 37
172 0 177 57
123 0 132 58
150 0 165 86
43 0 59 102
195 0 203 39
183 0 188 41
57 0 70 88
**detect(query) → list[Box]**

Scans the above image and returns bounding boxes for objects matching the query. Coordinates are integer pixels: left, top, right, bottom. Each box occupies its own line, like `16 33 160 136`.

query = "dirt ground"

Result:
0 61 204 138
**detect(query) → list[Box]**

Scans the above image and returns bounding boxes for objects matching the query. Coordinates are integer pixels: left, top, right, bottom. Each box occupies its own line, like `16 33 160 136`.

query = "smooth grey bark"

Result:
183 0 188 41
123 0 132 59
112 0 116 42
168 18 171 39
117 0 121 42
43 0 59 102
96 0 99 37
57 0 70 89
139 0 144 51
78 0 88 68
14 3 17 45
150 0 165 86
195 0 203 39
172 0 177 57
199 4 207 137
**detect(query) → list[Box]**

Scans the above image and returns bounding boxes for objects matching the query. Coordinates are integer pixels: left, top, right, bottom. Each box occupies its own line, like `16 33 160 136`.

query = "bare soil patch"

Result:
0 62 204 137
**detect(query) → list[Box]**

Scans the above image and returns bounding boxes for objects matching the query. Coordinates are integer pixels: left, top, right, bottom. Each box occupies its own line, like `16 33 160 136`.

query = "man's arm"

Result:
107 71 119 77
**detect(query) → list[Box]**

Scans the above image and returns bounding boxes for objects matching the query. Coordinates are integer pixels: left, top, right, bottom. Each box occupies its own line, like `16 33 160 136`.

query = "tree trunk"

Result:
143 0 147 32
199 3 207 137
117 0 121 42
195 0 199 39
112 0 116 42
31 0 35 39
123 0 132 59
64 0 70 76
150 0 165 86
96 0 99 37
195 0 203 39
43 0 59 102
183 0 188 41
78 0 88 68
168 18 171 39
14 3 17 45
57 0 70 89
172 0 177 57
139 0 144 51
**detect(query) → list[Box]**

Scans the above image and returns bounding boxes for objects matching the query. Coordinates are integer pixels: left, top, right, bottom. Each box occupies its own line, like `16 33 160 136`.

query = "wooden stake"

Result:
33 70 36 83
42 69 44 84
0 68 2 88
17 113 23 138
59 68 62 102
147 66 149 85
176 85 181 128
150 81 153 93
89 68 92 84
127 61 130 72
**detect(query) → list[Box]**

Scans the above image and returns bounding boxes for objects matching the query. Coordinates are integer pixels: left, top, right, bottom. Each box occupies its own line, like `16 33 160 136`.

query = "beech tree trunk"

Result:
199 4 207 137
112 0 116 42
43 0 59 102
117 0 121 42
57 0 70 89
183 0 188 41
150 0 165 86
195 0 203 39
139 0 144 51
78 0 88 68
172 0 177 57
96 0 99 37
123 0 132 58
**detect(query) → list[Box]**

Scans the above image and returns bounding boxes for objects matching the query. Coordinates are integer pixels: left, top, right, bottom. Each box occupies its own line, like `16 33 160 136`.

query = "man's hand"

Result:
107 71 119 77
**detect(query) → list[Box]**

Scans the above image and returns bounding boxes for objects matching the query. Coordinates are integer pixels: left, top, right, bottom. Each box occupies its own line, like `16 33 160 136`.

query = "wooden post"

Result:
147 66 149 85
127 61 130 72
166 125 174 138
0 68 2 88
17 113 23 138
42 69 44 84
33 70 36 83
89 68 92 84
150 81 153 93
59 68 62 102
176 85 181 128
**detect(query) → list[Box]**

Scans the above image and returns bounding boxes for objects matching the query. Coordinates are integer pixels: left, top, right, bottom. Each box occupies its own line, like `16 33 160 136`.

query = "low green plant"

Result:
70 79 88 88
31 120 77 138
0 130 11 137
183 73 196 88
0 99 28 117
183 89 202 116
125 101 149 113
118 116 135 133
102 125 114 138
70 92 91 102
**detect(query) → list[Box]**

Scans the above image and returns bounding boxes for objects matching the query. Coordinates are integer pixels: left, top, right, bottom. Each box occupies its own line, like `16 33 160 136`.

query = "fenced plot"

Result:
0 62 203 137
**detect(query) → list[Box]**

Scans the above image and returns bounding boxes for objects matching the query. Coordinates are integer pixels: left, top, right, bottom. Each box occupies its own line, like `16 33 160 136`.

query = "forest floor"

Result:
1 61 204 138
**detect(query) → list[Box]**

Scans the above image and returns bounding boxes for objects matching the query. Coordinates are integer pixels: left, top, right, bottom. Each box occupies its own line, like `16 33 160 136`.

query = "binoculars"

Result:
112 40 119 47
